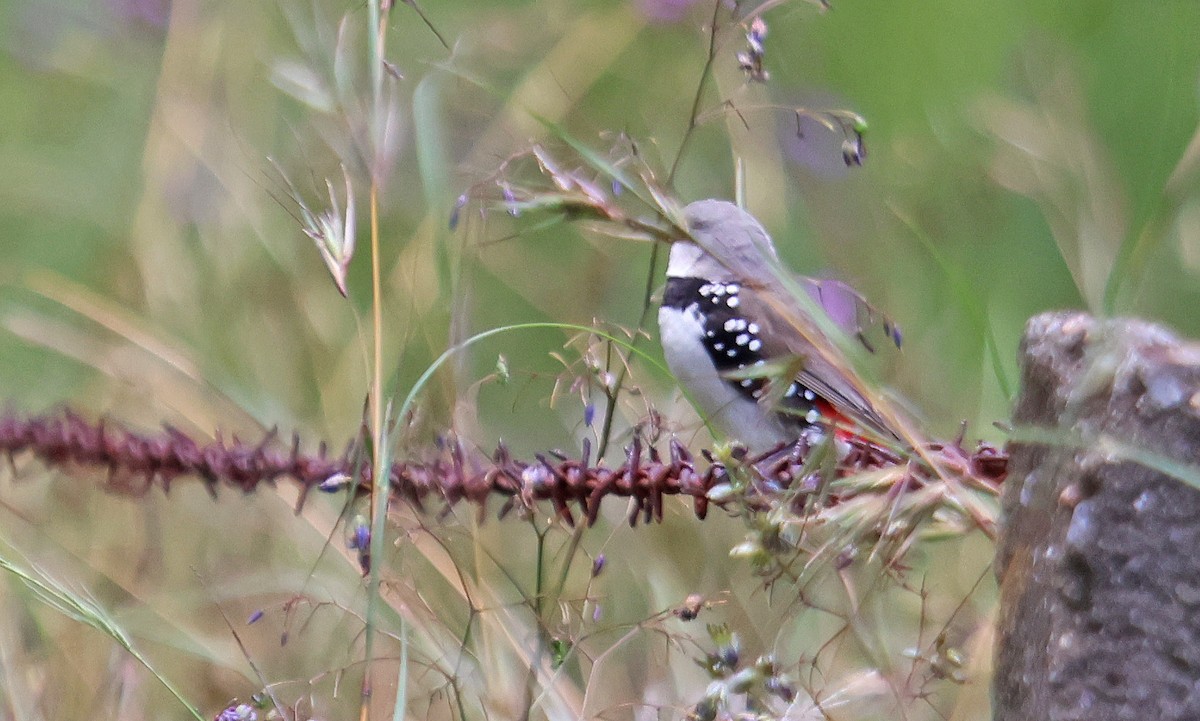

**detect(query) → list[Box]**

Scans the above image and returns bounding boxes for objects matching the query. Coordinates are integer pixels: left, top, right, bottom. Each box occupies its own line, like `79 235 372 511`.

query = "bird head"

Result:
667 199 779 284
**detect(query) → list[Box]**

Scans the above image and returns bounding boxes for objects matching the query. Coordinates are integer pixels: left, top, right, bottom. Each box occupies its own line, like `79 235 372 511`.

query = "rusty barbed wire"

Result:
0 410 1006 527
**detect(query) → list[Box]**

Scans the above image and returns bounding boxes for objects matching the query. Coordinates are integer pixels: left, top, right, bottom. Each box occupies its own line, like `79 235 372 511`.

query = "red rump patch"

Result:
815 397 873 443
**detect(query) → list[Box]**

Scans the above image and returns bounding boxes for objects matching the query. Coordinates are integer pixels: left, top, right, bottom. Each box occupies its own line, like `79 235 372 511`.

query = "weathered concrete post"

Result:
994 312 1200 720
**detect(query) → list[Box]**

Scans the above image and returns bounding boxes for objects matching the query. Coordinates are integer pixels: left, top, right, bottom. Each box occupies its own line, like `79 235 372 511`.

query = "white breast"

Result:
657 303 790 452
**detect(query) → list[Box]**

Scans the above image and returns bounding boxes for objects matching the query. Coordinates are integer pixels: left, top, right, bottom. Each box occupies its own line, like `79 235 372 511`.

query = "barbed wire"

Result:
0 410 1006 527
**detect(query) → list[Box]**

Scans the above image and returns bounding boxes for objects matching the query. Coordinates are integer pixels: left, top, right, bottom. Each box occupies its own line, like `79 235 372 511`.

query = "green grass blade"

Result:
0 553 205 720
890 204 1014 401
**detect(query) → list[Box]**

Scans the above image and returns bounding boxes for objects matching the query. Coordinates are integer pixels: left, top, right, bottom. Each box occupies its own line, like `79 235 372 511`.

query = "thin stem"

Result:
403 0 450 50
368 1 384 157
369 180 385 517
362 183 387 721
519 522 550 721
668 0 724 185
596 242 662 458
608 1 722 458
363 1 391 713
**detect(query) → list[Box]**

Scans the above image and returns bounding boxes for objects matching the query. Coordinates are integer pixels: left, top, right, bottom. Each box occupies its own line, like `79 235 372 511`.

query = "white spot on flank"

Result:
712 285 726 296
727 296 739 308
748 339 762 352
803 389 816 401
700 285 713 297
726 349 737 357
724 319 737 332
736 334 749 346
713 342 725 351
705 330 715 338
727 283 740 294
658 301 792 452
740 379 753 388
748 323 759 334
805 409 820 424
785 384 798 398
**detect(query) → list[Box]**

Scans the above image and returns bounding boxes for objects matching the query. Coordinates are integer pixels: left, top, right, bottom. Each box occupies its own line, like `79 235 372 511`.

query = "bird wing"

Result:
736 281 899 440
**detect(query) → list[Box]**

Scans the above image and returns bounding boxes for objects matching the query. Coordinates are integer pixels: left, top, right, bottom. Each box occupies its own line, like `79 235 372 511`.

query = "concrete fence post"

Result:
994 312 1200 720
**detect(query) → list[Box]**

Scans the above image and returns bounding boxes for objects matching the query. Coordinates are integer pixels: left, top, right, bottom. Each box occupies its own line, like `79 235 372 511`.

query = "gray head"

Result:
666 199 780 282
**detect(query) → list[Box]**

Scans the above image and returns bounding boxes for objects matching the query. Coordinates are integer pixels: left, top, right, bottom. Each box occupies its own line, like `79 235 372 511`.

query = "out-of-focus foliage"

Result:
0 0 1196 719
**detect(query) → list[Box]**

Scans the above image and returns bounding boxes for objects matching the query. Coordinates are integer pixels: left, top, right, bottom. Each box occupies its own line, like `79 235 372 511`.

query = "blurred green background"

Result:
0 0 1197 719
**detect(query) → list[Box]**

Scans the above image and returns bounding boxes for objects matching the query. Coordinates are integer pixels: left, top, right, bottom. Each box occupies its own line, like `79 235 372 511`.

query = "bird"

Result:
657 198 898 453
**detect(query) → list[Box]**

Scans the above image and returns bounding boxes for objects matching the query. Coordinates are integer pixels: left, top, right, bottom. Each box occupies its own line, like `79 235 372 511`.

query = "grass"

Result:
0 0 1197 719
